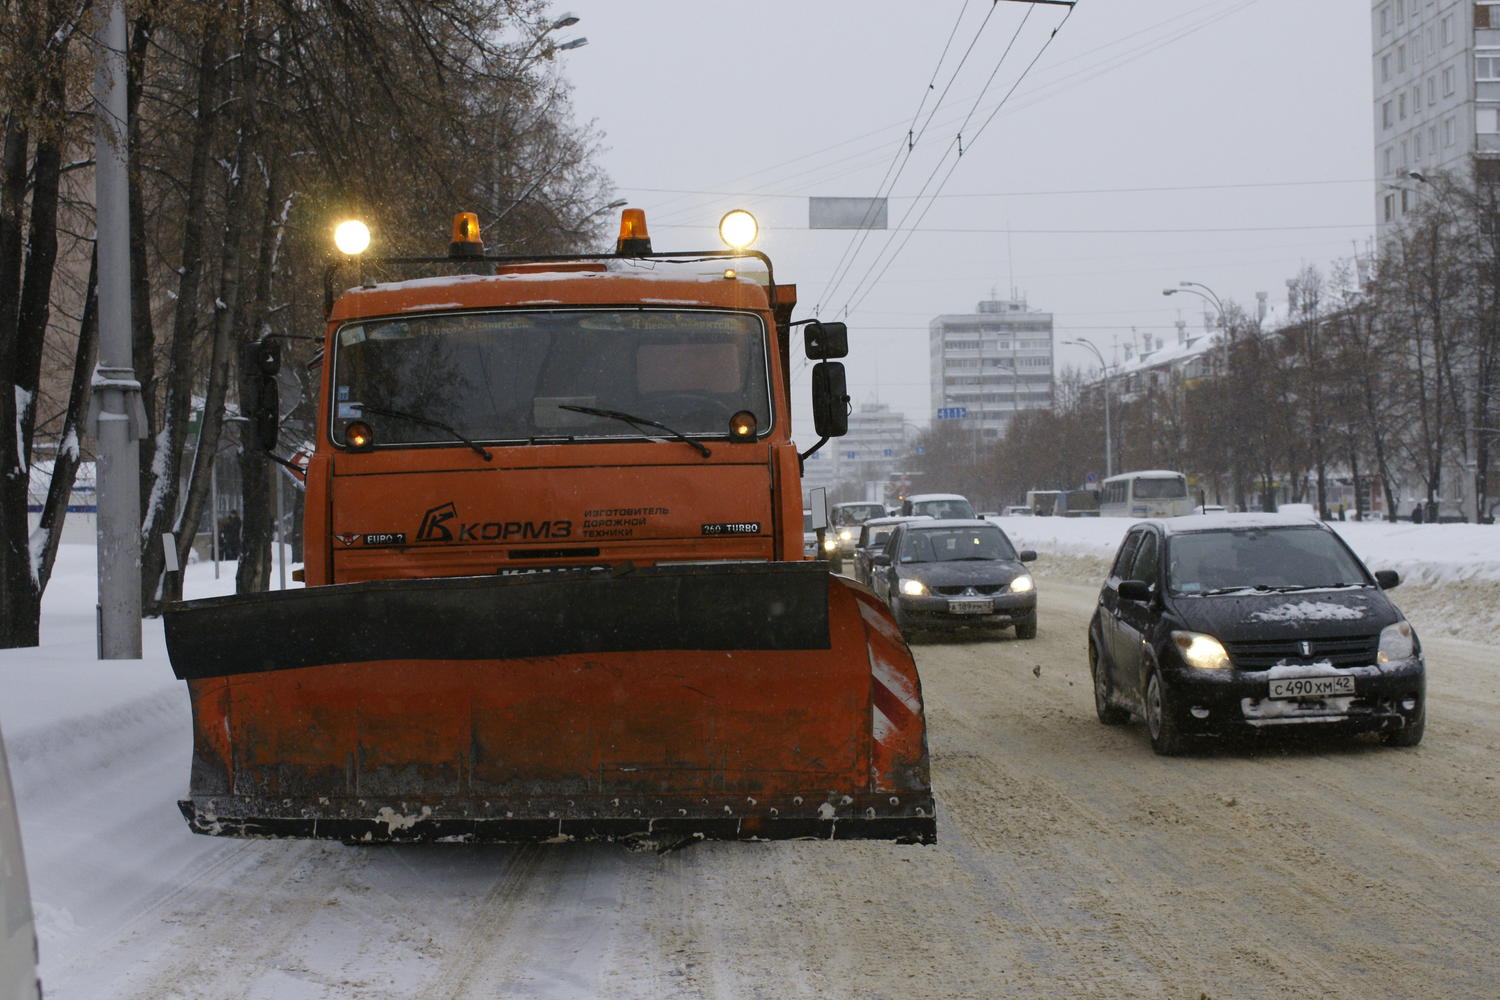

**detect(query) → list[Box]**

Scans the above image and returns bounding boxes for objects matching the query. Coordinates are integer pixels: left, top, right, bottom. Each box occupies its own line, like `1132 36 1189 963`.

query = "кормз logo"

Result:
418 501 457 542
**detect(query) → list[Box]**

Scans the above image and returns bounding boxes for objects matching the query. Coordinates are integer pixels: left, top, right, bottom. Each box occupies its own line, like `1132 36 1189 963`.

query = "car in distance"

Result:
870 519 1037 638
801 508 818 559
899 493 977 520
1087 514 1425 755
827 501 891 573
851 515 924 587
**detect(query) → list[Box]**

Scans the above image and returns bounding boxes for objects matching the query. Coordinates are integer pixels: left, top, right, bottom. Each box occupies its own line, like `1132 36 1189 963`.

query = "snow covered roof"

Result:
1150 513 1327 536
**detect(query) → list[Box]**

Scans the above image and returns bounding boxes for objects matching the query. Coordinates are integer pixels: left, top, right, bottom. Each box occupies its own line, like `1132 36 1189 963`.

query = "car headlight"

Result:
1171 630 1231 670
822 536 838 552
1378 620 1415 663
1009 574 1034 593
900 578 928 596
838 528 854 542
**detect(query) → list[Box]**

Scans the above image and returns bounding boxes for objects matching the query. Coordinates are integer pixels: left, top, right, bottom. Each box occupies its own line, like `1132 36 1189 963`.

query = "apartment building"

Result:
928 297 1054 439
1373 0 1500 233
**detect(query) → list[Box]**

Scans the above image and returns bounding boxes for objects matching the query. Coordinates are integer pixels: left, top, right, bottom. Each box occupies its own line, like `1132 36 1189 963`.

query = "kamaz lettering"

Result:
455 519 573 542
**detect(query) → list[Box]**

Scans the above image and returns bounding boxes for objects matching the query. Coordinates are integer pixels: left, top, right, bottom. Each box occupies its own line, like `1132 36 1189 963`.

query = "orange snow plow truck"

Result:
163 209 935 845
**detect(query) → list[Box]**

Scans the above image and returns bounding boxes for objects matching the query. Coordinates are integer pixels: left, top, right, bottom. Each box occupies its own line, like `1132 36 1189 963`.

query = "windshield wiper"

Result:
558 404 711 458
357 403 493 461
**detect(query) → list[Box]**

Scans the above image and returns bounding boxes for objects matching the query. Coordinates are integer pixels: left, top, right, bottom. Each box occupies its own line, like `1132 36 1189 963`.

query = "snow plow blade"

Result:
164 563 934 844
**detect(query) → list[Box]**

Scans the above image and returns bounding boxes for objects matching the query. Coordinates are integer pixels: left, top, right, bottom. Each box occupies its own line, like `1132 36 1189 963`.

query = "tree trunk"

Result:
0 73 66 646
35 253 99 590
166 30 256 603
235 164 289 596
0 118 36 648
128 10 159 524
139 29 222 613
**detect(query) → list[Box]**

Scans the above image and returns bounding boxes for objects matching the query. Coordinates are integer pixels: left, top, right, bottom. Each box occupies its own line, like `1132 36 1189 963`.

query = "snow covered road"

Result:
5 546 1499 998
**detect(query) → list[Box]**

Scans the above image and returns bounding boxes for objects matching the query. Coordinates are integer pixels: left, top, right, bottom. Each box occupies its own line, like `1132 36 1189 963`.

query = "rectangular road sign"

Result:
936 407 968 419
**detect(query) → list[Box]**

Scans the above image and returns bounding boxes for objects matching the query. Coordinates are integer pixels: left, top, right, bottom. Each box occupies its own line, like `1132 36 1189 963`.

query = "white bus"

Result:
1099 470 1194 518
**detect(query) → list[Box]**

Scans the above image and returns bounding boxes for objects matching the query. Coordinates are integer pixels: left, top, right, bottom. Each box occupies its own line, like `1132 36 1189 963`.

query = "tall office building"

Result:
929 297 1054 439
1373 0 1500 235
801 402 910 499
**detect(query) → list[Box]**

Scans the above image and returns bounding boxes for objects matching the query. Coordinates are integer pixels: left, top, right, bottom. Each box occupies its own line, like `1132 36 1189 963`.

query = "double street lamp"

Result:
1064 337 1112 479
1162 280 1225 329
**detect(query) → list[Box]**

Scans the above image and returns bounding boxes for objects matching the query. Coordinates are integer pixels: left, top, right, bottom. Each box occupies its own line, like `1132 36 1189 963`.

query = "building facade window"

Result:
1385 146 1395 173
1427 75 1436 103
1478 107 1500 133
1399 92 1407 119
1398 44 1406 73
1480 52 1500 81
1384 193 1396 221
1383 53 1392 82
1444 115 1456 146
1443 64 1456 95
1442 14 1453 46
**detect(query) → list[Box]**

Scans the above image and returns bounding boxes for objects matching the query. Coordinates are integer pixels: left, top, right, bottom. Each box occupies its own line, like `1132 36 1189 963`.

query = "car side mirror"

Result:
1118 579 1152 602
803 320 849 359
1018 550 1036 562
872 553 891 566
811 361 849 437
1374 569 1400 590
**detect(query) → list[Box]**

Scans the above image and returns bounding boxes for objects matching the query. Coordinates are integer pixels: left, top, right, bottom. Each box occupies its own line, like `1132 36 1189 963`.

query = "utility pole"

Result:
90 0 145 658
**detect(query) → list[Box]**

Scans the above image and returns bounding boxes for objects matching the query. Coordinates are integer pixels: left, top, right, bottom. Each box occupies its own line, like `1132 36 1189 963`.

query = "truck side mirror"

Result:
804 320 848 359
811 361 849 437
242 339 281 452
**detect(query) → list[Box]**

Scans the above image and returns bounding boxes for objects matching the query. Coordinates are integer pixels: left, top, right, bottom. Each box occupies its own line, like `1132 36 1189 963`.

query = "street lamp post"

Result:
1064 337 1112 479
1162 280 1225 330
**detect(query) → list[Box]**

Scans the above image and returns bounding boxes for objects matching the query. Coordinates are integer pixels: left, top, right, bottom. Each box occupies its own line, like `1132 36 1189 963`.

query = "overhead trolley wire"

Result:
816 1 986 318
843 4 1078 318
821 3 1038 316
631 0 1253 233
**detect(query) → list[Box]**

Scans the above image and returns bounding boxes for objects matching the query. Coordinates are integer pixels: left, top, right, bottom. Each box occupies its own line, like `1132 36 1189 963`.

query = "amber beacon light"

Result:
449 212 483 258
615 208 652 255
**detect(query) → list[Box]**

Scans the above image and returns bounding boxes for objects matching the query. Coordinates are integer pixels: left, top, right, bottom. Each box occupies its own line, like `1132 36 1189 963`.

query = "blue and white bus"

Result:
1099 470 1193 518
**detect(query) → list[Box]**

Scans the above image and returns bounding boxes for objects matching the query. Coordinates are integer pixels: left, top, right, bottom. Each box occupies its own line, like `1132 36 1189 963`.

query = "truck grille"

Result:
1224 634 1380 670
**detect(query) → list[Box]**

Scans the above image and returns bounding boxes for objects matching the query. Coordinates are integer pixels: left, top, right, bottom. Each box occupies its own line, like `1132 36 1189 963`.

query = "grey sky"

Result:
554 0 1375 429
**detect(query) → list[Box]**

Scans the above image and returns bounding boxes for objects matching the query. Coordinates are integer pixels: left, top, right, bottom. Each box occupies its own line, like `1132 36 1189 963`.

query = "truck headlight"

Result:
1378 620 1415 663
900 578 928 596
1009 574 1034 593
1171 630 1230 670
838 528 854 542
822 535 838 553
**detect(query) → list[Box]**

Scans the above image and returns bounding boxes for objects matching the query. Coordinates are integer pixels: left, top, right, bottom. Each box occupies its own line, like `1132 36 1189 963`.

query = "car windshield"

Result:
332 309 770 446
1166 526 1370 594
900 526 1015 563
865 526 898 547
911 499 975 519
833 503 887 525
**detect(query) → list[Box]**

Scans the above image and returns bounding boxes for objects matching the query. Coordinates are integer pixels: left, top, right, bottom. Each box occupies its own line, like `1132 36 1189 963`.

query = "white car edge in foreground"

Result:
1 718 41 1000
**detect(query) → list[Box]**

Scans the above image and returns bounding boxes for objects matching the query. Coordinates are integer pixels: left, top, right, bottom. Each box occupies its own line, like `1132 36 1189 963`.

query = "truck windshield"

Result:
331 309 771 447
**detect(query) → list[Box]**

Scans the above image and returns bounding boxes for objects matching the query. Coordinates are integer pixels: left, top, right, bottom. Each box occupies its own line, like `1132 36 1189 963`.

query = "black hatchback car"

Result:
870 519 1037 638
1088 515 1425 754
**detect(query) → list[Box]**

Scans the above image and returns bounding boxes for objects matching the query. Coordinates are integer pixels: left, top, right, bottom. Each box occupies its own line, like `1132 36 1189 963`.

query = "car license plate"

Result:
948 599 993 615
1268 675 1355 699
